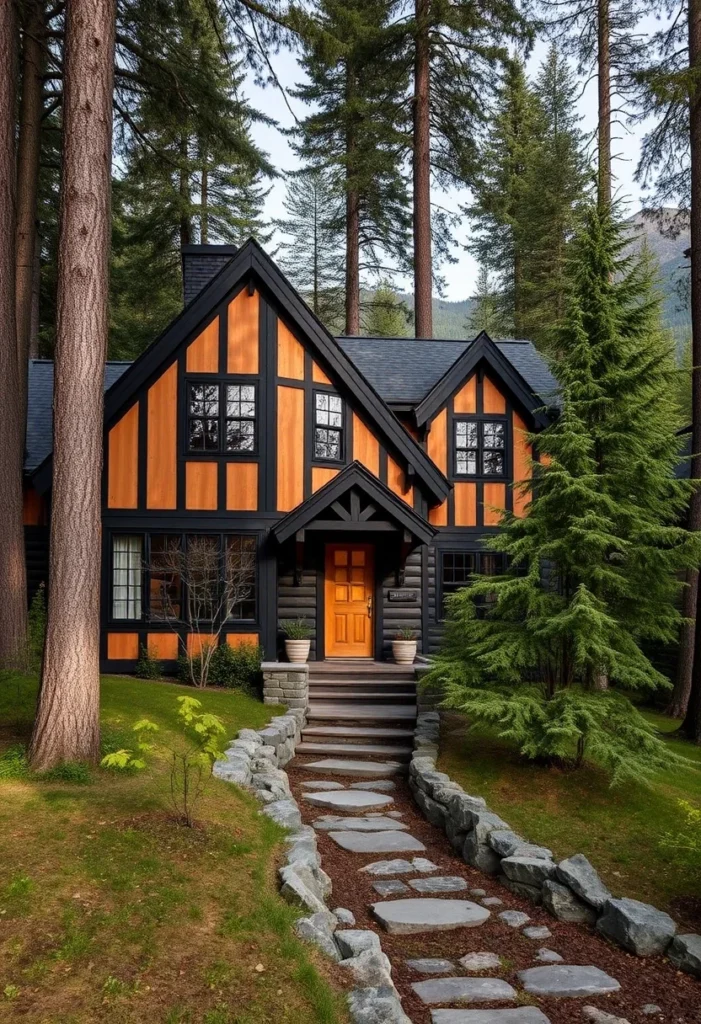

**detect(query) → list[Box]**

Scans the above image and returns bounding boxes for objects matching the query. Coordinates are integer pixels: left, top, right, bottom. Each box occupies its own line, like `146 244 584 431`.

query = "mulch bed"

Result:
287 762 701 1024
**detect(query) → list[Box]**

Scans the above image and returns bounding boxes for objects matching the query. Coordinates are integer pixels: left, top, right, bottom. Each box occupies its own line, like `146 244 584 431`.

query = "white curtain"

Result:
112 535 142 619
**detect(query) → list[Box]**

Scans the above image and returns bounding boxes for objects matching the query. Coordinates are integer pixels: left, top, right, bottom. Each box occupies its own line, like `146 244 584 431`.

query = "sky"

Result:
243 27 659 303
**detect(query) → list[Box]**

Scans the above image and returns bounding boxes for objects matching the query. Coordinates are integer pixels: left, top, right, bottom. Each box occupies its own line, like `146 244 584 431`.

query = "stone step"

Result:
371 898 491 935
302 788 394 810
297 741 413 758
302 725 415 741
412 977 517 1006
302 757 406 778
307 702 417 722
430 1009 552 1024
307 689 417 703
328 830 426 853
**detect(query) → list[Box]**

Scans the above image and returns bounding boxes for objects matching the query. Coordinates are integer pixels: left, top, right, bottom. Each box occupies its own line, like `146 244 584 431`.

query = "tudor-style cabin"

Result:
22 240 558 673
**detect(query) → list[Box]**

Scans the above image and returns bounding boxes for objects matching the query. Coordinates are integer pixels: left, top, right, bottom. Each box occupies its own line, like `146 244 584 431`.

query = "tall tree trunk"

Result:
15 0 45 428
313 183 319 316
29 0 116 770
179 133 191 247
668 570 698 716
413 0 432 338
597 0 611 211
29 227 40 357
200 148 208 243
683 0 701 742
0 0 28 668
345 184 360 335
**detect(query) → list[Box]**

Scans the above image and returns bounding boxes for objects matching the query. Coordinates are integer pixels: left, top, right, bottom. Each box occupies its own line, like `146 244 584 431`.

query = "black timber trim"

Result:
99 239 449 504
272 460 437 546
414 332 552 430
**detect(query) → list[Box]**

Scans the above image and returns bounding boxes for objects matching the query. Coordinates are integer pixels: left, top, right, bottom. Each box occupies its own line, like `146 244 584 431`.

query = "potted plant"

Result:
392 628 417 665
281 619 312 663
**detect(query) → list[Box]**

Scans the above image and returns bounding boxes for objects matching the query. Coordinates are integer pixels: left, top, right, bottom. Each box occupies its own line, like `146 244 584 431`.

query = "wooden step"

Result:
308 662 414 678
308 690 417 702
309 678 416 689
296 741 413 758
302 725 415 740
307 702 417 723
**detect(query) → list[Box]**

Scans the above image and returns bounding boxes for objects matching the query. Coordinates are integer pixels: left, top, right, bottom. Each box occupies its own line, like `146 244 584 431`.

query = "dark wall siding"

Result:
25 526 49 606
381 548 423 659
277 565 317 661
427 545 444 654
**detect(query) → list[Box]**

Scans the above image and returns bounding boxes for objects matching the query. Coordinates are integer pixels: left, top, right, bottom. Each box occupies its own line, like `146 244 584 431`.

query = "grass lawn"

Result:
0 673 348 1024
438 708 701 925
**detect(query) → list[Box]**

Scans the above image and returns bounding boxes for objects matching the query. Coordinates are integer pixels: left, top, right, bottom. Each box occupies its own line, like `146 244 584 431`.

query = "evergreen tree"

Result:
363 280 410 337
466 58 541 336
293 0 411 335
274 167 345 330
467 49 589 350
466 266 512 337
425 206 700 782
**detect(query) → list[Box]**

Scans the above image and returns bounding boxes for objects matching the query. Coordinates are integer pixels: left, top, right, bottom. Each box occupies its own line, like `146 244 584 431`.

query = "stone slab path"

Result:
288 757 700 1024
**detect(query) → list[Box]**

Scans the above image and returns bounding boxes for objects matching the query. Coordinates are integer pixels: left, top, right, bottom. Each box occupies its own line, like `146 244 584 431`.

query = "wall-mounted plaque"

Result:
388 589 418 603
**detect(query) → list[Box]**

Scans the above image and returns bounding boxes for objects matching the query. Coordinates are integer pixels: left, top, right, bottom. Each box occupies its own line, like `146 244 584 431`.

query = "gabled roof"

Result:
414 331 555 428
26 360 130 474
336 334 559 409
272 461 436 546
101 237 450 505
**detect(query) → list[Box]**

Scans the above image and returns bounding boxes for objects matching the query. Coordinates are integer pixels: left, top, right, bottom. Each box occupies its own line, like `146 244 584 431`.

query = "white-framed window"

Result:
112 535 142 620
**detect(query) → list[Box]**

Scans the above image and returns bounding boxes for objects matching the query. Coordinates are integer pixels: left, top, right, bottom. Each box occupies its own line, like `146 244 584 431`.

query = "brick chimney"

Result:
181 244 238 306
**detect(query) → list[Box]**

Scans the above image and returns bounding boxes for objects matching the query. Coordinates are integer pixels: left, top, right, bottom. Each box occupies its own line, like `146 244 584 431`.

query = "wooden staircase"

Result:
297 662 417 761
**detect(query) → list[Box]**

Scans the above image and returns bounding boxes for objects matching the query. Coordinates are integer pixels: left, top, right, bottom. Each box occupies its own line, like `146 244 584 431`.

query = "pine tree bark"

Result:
200 147 208 243
669 570 697 717
15 0 45 424
29 227 40 357
0 0 28 668
683 0 701 742
345 59 360 336
413 0 432 338
179 133 191 247
29 0 116 770
597 0 611 210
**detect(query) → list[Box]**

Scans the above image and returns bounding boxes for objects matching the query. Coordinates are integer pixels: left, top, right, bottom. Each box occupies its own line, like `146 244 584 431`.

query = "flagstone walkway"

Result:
287 757 700 1024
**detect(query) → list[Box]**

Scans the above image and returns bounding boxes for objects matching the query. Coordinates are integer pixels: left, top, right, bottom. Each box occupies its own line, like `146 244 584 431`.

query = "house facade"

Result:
22 240 558 671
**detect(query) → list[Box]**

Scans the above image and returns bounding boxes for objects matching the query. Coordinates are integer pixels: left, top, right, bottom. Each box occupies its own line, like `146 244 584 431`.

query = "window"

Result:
187 382 256 453
226 384 256 452
440 550 505 617
314 391 344 461
149 535 181 620
454 419 506 477
225 535 257 620
112 535 142 619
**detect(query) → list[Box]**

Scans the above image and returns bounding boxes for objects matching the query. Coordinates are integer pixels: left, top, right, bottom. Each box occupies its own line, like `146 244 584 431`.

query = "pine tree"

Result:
274 167 345 330
425 206 701 782
466 58 541 336
363 281 410 337
293 0 411 335
466 266 512 337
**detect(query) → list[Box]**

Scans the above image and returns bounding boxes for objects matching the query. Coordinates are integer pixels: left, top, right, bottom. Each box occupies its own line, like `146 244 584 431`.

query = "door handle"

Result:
367 596 372 618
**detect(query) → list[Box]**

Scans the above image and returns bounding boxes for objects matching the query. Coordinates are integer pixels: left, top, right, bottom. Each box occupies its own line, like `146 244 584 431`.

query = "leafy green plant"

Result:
660 800 701 869
280 619 311 640
394 628 416 641
0 746 28 780
135 645 163 681
3 985 19 1001
100 697 226 827
208 642 262 694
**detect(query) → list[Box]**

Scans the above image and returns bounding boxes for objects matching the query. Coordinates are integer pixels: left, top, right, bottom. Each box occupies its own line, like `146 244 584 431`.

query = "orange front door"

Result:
324 544 374 658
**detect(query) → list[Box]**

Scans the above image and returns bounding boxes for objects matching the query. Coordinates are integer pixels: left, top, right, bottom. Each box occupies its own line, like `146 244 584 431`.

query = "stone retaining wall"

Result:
261 662 309 708
409 711 701 981
213 704 410 1023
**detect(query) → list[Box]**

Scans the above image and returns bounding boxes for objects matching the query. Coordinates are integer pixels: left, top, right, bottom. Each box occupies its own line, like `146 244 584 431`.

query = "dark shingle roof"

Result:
25 360 131 474
336 336 559 407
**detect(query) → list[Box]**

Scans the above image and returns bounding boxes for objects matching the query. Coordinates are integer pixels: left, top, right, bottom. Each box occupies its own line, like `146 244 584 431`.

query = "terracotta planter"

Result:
392 639 417 665
285 639 311 664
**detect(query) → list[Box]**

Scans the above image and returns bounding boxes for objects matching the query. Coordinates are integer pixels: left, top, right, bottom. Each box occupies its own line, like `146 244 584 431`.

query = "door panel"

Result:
325 544 374 658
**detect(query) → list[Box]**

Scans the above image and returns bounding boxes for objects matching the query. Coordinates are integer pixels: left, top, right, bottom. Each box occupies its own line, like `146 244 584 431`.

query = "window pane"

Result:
441 551 475 614
189 384 219 417
112 535 142 619
226 535 257 620
150 535 181 619
226 419 255 451
329 395 342 413
483 450 504 475
315 427 341 460
456 450 477 475
186 536 220 621
483 422 505 448
455 421 478 449
189 417 218 450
